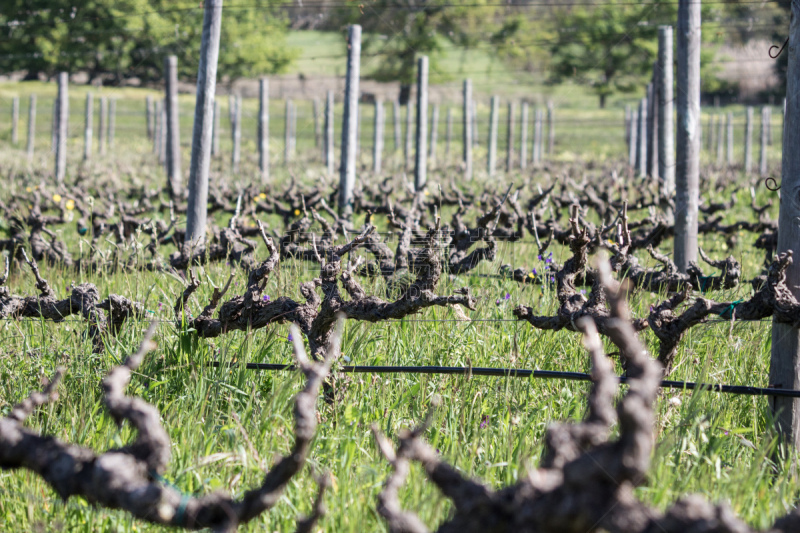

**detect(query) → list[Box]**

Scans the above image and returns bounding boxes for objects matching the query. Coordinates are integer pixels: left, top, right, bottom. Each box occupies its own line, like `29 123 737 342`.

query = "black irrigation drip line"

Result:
207 362 800 398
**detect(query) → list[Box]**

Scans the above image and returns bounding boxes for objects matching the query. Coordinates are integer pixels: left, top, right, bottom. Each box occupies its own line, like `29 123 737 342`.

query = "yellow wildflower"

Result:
25 187 32 193
294 209 301 216
52 193 62 203
65 199 75 211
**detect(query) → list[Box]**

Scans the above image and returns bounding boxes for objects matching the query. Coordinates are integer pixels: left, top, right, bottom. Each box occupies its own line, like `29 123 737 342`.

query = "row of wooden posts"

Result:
625 94 779 177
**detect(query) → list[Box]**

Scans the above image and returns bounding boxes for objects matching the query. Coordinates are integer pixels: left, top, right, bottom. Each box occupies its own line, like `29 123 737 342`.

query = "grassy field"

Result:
0 45 797 532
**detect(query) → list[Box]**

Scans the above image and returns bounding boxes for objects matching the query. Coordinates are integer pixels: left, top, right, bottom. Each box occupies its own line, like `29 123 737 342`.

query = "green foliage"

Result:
0 0 296 84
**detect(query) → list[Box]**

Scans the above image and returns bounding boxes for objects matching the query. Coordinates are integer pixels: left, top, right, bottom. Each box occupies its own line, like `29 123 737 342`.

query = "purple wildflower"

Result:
532 268 537 275
550 276 555 283
480 415 489 429
263 295 270 302
579 289 586 295
537 254 542 261
545 257 552 264
504 293 510 300
650 305 655 312
495 299 501 305
158 302 163 308
287 333 294 342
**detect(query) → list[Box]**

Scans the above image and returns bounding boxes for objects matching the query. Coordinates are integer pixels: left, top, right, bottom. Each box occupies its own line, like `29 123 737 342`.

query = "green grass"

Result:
0 62 796 532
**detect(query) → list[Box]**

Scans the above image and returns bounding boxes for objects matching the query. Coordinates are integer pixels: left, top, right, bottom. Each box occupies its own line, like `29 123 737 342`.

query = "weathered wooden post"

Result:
744 106 753 174
637 97 647 178
146 95 154 140
83 93 93 161
55 72 68 184
674 0 700 273
26 94 36 162
108 99 116 149
649 68 659 181
405 101 413 172
547 101 555 155
658 25 674 197
258 78 269 183
628 108 638 169
487 95 499 177
716 112 724 165
393 100 401 153
164 55 182 198
99 97 108 156
339 24 361 218
463 79 473 179
231 94 242 174
158 101 167 166
284 99 292 165
185 0 223 245
374 99 384 175
325 90 334 176
726 111 734 166
11 96 19 145
625 104 632 150
520 101 529 170
532 108 542 164
769 0 800 450
415 55 428 190
212 99 220 157
445 107 453 162
646 82 654 175
506 101 515 172
429 103 439 169
760 106 769 176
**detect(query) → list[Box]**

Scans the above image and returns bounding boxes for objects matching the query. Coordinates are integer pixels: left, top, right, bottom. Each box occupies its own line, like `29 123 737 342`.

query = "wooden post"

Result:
108 99 116 149
506 101 515 172
164 55 182 198
760 106 769 176
212 99 220 157
463 79 473 179
26 94 36 162
159 101 167 166
674 0 700 273
393 100 401 153
429 103 439 169
146 95 154 140
769 0 800 450
338 24 361 218
744 106 753 174
185 0 222 245
658 25 675 197
649 68 659 181
637 97 647 178
625 103 632 150
533 108 542 164
547 101 555 155
11 96 19 145
414 55 428 191
726 111 734 166
628 108 638 168
231 94 241 174
284 99 292 165
487 95 499 177
646 82 654 175
520 101 529 170
99 97 108 156
55 72 68 184
325 90 334 176
405 101 413 172
445 107 453 162
258 78 269 183
83 93 93 161
716 112 724 165
373 99 384 175
767 106 773 146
